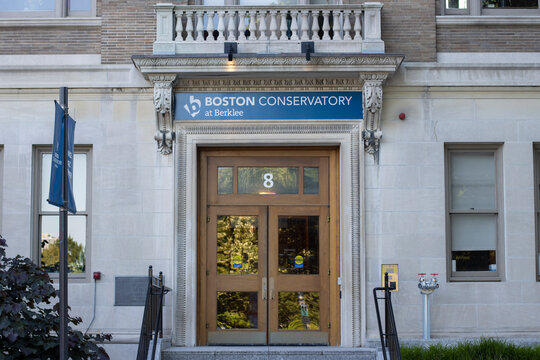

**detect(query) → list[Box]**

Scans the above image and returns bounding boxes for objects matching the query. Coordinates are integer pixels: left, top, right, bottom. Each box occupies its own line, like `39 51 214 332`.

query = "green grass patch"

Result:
401 338 540 360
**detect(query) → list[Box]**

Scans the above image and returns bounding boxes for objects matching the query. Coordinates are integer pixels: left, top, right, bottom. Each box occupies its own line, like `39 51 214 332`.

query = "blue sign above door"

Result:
175 92 363 120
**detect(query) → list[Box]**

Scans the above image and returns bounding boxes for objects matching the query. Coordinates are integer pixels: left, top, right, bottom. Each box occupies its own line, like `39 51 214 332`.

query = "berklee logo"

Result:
184 95 201 117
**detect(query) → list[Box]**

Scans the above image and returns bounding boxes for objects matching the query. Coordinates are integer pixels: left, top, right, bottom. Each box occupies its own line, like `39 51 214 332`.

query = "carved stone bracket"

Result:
150 74 177 155
362 79 384 162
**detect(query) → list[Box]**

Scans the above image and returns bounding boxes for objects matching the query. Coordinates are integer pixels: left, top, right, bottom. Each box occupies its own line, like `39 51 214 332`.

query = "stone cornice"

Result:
0 17 101 27
436 15 540 25
176 77 379 91
132 54 404 79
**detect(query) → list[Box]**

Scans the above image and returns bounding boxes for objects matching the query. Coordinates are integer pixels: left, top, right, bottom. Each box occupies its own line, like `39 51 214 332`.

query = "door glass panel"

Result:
238 167 298 195
303 167 319 195
278 292 320 330
278 216 319 274
217 216 258 274
218 167 233 194
217 292 258 329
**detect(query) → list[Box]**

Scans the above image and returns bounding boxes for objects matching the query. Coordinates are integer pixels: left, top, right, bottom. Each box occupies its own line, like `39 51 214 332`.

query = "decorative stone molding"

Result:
362 80 384 161
135 55 402 68
173 122 363 347
150 74 177 155
176 77 364 91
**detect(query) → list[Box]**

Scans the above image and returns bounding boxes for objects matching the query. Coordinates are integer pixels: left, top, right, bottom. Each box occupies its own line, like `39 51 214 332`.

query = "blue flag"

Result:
48 101 77 213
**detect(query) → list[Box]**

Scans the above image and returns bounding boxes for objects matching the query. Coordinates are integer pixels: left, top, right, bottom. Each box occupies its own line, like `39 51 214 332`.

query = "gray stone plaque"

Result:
114 276 149 306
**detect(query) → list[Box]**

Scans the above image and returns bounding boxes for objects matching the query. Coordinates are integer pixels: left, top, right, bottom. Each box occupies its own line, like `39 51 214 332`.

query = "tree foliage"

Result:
0 235 110 359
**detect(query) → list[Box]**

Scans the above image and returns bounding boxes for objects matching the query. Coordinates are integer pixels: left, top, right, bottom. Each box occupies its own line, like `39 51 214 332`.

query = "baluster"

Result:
279 11 288 40
207 11 215 41
300 10 309 40
311 10 320 40
332 11 341 40
290 10 299 41
216 11 225 41
227 11 238 40
196 11 204 41
269 11 278 40
175 12 183 41
249 11 257 40
354 11 362 40
321 10 330 40
259 11 268 40
343 10 352 40
185 11 194 41
238 11 246 41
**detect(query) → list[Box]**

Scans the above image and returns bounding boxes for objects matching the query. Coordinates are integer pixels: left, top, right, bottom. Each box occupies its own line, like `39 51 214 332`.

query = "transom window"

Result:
444 0 540 14
0 0 95 17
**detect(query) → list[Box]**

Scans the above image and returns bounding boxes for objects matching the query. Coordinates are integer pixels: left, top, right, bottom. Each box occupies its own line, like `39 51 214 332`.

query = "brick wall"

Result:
100 0 155 64
100 0 188 64
350 0 437 62
437 25 540 52
0 27 100 55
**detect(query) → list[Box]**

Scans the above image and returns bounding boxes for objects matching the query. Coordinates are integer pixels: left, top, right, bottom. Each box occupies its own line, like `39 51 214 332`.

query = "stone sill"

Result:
0 17 101 27
436 15 540 25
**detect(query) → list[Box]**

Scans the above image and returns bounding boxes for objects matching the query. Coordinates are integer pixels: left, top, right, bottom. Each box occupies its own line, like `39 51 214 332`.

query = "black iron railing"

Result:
137 266 170 360
373 272 401 360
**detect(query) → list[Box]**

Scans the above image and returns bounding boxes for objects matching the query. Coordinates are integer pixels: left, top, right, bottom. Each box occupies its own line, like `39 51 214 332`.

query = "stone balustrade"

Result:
153 3 384 55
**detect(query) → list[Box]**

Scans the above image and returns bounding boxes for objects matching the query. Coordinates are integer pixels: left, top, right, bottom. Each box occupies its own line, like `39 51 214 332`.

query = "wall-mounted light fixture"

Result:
301 41 315 61
224 42 237 62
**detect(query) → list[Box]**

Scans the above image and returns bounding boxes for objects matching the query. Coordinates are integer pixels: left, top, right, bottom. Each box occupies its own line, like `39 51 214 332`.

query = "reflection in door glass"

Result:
218 167 233 194
238 167 298 194
217 292 258 329
303 167 319 194
278 216 319 274
278 292 320 330
217 216 258 274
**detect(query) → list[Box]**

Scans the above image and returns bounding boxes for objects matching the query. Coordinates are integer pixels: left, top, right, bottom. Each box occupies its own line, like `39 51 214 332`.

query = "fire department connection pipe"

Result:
417 273 439 340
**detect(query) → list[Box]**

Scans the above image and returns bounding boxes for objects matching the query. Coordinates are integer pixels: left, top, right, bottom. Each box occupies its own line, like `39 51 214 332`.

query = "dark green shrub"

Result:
401 338 540 360
0 235 111 359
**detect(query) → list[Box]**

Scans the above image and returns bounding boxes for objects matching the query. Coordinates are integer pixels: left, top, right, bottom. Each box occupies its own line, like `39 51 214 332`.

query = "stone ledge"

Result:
0 17 102 27
436 15 540 25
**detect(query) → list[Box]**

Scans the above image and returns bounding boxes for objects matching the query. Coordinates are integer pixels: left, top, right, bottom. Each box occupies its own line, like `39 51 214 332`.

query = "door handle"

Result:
262 277 267 300
269 277 275 300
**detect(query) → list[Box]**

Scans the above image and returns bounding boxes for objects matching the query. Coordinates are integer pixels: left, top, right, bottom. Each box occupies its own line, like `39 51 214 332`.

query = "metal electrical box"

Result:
381 264 399 292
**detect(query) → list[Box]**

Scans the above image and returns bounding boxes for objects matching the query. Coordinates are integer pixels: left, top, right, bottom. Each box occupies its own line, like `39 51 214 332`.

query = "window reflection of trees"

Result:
41 235 85 273
217 292 258 329
217 216 259 274
278 216 319 274
278 292 320 330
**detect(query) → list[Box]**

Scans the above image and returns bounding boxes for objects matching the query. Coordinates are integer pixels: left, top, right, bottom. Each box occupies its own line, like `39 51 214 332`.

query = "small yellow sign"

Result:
294 255 304 269
381 264 398 292
232 255 242 269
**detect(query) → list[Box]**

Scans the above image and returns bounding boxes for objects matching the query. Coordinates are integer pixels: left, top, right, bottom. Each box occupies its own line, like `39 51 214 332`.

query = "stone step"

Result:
162 346 377 360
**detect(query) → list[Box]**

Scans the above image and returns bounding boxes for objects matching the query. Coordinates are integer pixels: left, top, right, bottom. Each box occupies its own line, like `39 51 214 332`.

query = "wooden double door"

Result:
198 148 339 346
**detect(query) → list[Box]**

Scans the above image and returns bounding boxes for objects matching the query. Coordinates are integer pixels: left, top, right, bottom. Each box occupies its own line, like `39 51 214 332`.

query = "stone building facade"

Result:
0 0 539 358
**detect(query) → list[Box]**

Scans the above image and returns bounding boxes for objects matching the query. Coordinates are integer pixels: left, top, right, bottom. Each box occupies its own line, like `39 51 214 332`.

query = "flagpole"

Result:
59 87 69 360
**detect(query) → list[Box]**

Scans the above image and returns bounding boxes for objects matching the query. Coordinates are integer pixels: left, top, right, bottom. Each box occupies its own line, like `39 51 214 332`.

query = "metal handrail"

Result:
137 266 170 360
373 272 401 360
